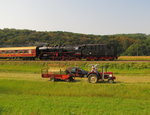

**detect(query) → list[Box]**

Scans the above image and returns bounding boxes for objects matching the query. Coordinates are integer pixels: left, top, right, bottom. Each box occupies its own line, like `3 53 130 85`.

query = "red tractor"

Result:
41 64 116 83
87 64 116 83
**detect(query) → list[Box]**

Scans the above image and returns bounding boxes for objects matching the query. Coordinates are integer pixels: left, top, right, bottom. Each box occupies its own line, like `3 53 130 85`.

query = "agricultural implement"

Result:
41 64 74 82
41 64 116 83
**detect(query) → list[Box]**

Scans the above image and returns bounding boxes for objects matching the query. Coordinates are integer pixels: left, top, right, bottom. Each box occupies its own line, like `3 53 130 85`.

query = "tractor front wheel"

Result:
88 74 98 83
108 79 114 83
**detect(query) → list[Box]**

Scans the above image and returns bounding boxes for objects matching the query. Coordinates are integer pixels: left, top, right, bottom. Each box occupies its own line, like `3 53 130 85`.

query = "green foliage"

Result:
123 39 150 56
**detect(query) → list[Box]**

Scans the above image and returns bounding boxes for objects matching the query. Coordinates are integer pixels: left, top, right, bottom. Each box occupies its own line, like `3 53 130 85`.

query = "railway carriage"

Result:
0 46 37 60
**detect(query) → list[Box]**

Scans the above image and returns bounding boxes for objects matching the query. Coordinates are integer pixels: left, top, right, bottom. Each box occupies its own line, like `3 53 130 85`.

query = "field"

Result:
0 61 150 115
118 56 150 61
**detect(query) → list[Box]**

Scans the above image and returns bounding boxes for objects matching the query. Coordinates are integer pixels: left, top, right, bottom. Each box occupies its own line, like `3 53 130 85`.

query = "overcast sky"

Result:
0 0 150 35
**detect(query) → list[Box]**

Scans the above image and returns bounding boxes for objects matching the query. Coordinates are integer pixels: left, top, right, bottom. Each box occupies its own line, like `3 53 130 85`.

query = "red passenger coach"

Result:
0 46 37 60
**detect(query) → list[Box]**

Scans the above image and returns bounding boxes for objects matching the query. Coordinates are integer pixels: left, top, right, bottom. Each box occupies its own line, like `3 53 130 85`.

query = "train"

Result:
0 44 118 61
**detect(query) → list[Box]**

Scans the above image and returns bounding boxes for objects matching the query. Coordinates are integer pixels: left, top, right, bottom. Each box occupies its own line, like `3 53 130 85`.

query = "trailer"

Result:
41 64 74 82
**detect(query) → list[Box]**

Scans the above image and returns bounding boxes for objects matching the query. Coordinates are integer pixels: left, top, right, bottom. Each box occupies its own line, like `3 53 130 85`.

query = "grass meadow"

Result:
118 56 150 61
0 61 150 115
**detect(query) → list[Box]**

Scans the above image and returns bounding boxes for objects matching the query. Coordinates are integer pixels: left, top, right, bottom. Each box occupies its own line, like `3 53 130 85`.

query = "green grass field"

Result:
0 61 150 74
118 56 150 61
0 61 150 115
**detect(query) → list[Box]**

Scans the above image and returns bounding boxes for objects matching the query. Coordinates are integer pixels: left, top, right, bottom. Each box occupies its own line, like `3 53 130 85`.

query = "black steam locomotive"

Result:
38 44 118 61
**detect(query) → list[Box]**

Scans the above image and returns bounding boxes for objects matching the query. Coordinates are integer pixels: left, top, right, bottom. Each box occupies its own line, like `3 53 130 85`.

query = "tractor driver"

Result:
91 65 97 72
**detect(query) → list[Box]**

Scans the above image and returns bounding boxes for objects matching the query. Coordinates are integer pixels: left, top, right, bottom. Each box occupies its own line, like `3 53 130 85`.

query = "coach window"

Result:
19 50 23 53
15 50 18 53
29 50 32 54
22 50 25 53
2 51 5 54
24 50 28 53
10 50 14 54
6 51 9 54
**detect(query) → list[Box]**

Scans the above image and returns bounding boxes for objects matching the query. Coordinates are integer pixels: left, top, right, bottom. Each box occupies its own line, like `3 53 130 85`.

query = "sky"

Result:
0 0 150 35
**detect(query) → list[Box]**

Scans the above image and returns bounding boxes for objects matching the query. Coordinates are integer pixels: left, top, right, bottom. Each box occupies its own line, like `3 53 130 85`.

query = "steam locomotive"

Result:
0 44 118 61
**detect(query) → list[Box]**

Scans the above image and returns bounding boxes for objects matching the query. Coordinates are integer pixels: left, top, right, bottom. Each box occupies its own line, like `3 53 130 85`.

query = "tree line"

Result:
0 28 150 56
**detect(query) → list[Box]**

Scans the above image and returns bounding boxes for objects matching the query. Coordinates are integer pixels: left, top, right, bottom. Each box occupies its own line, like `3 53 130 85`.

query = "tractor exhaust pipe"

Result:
102 66 104 81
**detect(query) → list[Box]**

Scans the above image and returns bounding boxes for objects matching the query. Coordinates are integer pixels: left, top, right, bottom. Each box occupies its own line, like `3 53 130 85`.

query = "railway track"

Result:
0 60 150 62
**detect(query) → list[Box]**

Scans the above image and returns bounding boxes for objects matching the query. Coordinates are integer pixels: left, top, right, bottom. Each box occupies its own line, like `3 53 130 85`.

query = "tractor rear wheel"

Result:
88 74 98 83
